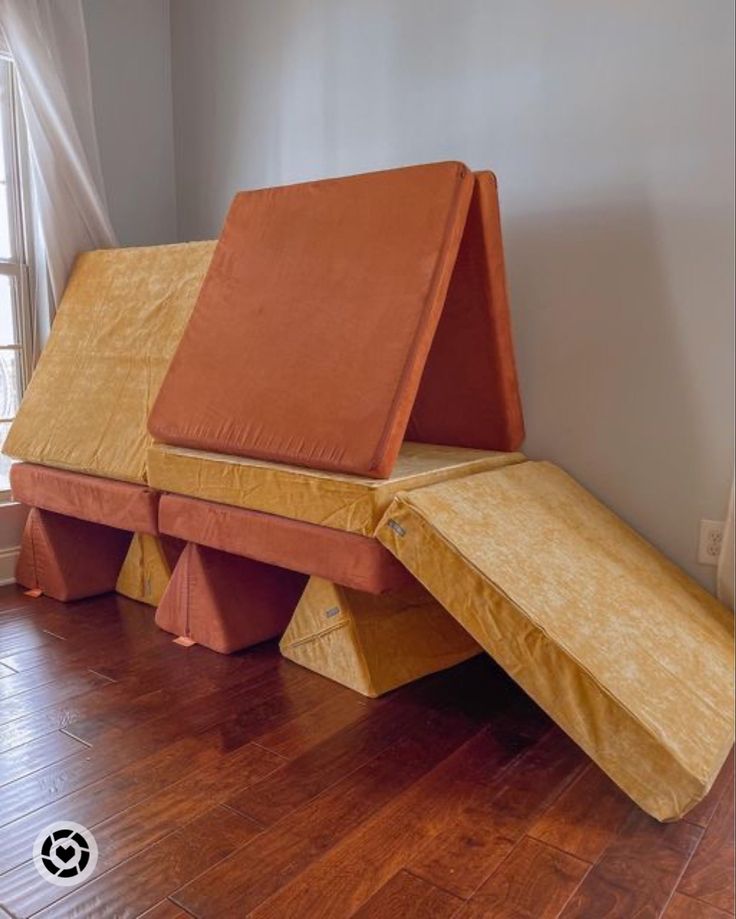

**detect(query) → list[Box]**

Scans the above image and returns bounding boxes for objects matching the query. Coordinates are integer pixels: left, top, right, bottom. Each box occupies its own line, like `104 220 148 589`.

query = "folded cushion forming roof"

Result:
150 163 524 477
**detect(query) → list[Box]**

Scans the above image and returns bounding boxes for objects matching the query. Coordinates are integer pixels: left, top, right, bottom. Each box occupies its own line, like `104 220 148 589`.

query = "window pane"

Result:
0 182 11 259
0 58 9 183
0 274 17 345
0 421 11 491
0 348 20 419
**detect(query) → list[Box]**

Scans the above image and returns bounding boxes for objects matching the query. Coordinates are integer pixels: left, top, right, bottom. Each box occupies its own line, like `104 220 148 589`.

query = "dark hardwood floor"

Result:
0 584 732 918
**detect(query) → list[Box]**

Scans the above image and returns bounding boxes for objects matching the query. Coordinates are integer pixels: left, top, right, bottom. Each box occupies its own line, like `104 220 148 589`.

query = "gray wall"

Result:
84 0 177 245
111 0 736 589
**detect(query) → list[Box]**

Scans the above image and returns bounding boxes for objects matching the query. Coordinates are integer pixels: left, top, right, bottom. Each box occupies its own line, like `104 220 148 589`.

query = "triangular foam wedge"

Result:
115 533 184 607
376 461 734 821
279 576 481 698
149 163 523 478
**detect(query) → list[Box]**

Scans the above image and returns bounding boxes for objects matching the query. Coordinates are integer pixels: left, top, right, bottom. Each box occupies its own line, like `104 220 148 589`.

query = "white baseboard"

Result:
0 545 19 586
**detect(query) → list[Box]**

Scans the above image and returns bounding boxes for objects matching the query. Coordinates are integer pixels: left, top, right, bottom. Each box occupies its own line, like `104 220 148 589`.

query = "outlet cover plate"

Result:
698 519 725 566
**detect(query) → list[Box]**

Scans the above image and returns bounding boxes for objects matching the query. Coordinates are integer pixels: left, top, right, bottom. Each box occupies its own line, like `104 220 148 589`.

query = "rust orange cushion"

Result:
408 171 524 451
149 162 475 477
158 493 413 594
11 463 159 534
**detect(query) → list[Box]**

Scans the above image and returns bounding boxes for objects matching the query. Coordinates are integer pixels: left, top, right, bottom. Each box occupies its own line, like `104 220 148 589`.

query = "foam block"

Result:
10 463 159 534
4 241 215 483
17 507 132 601
115 533 184 607
155 542 308 653
280 576 481 697
148 442 524 536
158 494 411 594
376 461 735 821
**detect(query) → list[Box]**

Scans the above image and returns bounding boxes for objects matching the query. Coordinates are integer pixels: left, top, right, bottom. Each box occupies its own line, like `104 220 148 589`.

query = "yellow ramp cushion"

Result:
147 441 525 536
4 242 215 484
376 461 735 821
280 576 481 697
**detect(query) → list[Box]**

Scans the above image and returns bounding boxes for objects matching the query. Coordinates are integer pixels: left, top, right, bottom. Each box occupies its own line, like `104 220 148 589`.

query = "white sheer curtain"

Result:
717 479 734 611
0 0 116 360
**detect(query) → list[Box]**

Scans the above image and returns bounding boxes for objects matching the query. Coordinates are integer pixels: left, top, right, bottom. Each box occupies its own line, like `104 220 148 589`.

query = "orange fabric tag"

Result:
173 636 196 647
24 588 43 598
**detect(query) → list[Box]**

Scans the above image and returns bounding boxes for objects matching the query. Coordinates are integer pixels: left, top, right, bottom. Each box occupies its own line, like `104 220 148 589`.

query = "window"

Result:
0 54 31 494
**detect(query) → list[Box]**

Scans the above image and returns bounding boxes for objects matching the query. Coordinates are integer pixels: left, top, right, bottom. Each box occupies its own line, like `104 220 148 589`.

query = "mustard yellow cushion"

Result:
147 441 525 536
4 242 215 484
376 460 735 821
116 534 175 607
280 576 480 697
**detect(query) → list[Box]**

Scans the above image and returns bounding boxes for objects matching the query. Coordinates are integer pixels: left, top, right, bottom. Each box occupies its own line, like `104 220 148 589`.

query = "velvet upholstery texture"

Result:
150 162 488 477
280 576 481 697
3 241 215 483
408 172 524 450
17 507 132 601
377 461 735 821
11 463 159 534
155 542 308 653
158 494 412 594
115 533 185 607
148 442 525 536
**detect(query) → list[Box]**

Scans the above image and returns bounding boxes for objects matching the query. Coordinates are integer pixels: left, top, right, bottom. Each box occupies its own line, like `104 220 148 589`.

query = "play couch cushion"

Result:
148 441 525 536
149 162 478 478
407 171 524 451
158 494 412 594
376 460 735 821
11 463 159 534
4 241 215 483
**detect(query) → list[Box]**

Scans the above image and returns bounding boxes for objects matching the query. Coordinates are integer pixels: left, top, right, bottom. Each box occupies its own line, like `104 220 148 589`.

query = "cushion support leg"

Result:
279 576 481 697
16 507 133 602
116 534 185 607
155 542 307 653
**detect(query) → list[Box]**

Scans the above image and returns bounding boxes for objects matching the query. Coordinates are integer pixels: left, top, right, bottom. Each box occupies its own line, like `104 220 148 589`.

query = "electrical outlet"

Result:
698 519 725 566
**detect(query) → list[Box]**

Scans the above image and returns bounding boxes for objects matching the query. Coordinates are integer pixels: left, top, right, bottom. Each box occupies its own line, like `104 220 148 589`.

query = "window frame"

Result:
0 52 33 499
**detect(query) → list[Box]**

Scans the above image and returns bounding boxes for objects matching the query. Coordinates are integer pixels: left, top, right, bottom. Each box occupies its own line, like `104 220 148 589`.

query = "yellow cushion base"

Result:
376 461 735 821
147 441 525 536
4 242 215 484
280 576 481 697
115 534 174 607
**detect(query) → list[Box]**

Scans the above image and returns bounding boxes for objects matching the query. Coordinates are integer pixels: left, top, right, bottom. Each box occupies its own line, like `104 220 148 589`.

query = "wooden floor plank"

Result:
253 689 375 759
138 900 192 919
226 692 453 827
560 810 704 918
0 669 112 727
37 803 260 919
406 727 586 899
457 836 589 918
678 778 735 913
0 662 318 831
664 892 735 918
0 729 87 786
2 745 276 917
171 707 484 917
247 725 539 919
685 750 734 829
352 870 463 918
0 642 283 752
528 761 634 863
0 734 236 876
